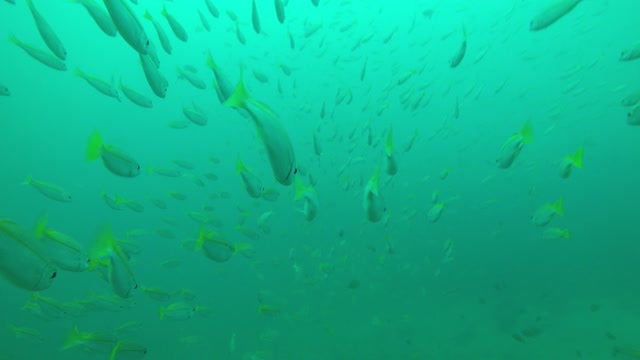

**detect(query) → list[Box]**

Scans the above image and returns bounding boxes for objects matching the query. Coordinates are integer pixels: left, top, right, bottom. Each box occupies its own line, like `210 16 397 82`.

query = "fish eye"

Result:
51 271 57 279
146 40 150 46
294 168 298 174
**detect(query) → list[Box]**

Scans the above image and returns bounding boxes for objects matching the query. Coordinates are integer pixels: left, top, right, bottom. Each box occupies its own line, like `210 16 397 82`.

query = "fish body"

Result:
103 0 150 54
530 0 582 31
86 130 140 177
26 0 66 60
497 120 533 168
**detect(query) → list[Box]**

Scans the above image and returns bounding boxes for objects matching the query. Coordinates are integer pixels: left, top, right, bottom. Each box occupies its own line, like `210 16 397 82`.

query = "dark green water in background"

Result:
1 0 639 359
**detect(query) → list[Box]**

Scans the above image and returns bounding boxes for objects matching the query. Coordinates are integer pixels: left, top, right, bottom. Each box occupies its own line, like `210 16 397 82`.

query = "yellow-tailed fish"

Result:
26 0 66 60
196 226 235 263
183 102 207 126
103 0 149 54
559 146 583 179
0 218 56 291
90 226 138 298
119 80 152 108
161 4 188 42
109 340 147 360
9 35 66 71
496 119 534 168
35 213 90 272
543 227 570 240
206 51 234 103
532 198 564 227
159 302 208 320
100 191 123 210
363 168 386 223
23 176 72 202
70 0 117 37
139 53 167 98
385 128 398 175
86 130 140 177
620 42 640 62
237 154 263 198
294 177 318 221
177 66 206 89
75 68 121 101
225 73 297 186
143 9 172 55
61 326 118 353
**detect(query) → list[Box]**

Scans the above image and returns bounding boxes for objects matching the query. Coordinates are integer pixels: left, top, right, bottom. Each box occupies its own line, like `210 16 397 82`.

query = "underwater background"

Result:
1 0 640 359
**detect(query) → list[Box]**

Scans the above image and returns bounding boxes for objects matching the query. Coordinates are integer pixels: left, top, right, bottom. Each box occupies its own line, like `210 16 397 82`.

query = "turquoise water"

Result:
1 0 640 359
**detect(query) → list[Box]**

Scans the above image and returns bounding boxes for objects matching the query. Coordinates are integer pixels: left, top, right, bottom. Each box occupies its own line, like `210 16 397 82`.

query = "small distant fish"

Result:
143 9 172 55
237 154 263 198
119 80 152 108
9 35 66 71
497 120 534 168
197 9 210 32
86 130 140 177
629 105 640 125
0 83 9 96
204 0 219 18
177 66 206 89
26 0 66 60
532 198 564 226
559 146 583 179
75 68 120 101
251 0 261 34
385 128 398 176
620 42 640 62
530 0 582 31
543 227 570 240
294 177 318 221
621 90 640 107
363 168 386 223
23 176 72 202
161 4 188 42
449 25 466 68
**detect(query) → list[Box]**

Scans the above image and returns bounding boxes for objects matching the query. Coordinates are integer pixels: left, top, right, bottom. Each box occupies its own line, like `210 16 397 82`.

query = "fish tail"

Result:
294 177 307 200
161 3 167 17
370 168 380 196
563 229 571 238
90 225 117 261
35 212 48 240
386 128 393 156
85 129 103 161
571 146 584 169
195 225 206 250
205 51 217 70
74 67 84 78
8 34 20 46
224 71 250 109
520 119 534 144
235 154 245 174
159 307 166 320
146 165 154 175
143 9 153 21
61 326 83 350
554 198 564 216
25 0 34 12
22 175 33 185
109 341 122 360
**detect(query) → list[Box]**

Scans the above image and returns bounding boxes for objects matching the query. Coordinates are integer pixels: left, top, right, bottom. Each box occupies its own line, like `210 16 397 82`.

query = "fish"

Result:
139 53 168 98
100 191 123 210
294 177 319 221
23 176 72 202
177 66 206 89
532 198 564 227
620 42 640 62
183 103 207 126
496 120 534 168
237 154 264 198
25 0 66 60
161 4 188 42
86 130 140 177
119 80 152 108
9 35 66 71
629 105 640 125
35 213 90 272
274 0 285 23
69 0 117 37
159 301 208 320
449 25 466 68
0 83 9 96
61 326 118 353
206 51 234 102
204 0 219 18
621 90 640 107
543 228 570 240
196 226 235 263
109 341 147 359
385 128 398 175
224 74 297 186
90 225 138 298
530 0 582 31
103 0 149 54
197 9 210 32
251 0 261 34
559 146 583 179
0 218 57 291
75 69 120 101
363 168 386 222
143 9 172 55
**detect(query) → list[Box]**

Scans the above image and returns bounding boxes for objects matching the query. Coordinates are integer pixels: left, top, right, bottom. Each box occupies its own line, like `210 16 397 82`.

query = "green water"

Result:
1 0 639 359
